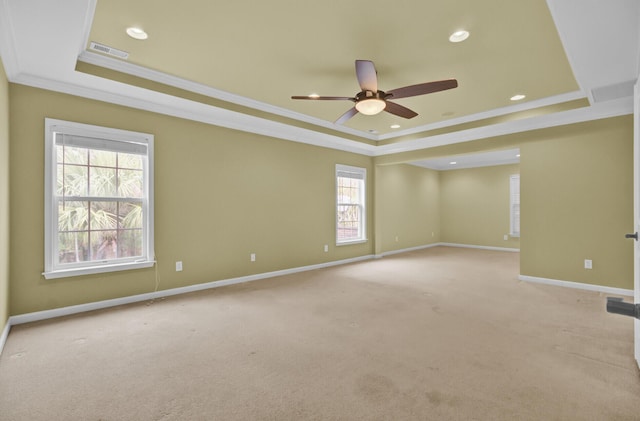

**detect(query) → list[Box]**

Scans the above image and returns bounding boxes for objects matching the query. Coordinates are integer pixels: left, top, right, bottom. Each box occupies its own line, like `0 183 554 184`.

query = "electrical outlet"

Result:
250 253 256 262
176 261 183 272
504 234 508 241
584 259 592 269
395 236 399 242
324 244 329 252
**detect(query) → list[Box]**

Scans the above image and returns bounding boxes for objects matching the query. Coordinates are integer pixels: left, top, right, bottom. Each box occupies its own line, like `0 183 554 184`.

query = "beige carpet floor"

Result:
0 246 639 420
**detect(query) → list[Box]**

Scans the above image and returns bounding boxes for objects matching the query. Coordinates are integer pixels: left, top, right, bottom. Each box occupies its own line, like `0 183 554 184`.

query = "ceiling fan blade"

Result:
355 60 378 92
335 107 359 124
386 79 458 99
291 95 354 101
384 101 418 119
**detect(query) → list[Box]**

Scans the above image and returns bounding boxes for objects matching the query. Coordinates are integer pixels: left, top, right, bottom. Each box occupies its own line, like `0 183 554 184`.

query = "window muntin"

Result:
44 119 154 279
336 164 366 244
510 174 520 237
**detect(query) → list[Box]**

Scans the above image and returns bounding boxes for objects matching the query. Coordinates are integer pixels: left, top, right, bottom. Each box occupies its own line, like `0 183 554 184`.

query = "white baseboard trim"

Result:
440 242 520 253
0 320 10 356
9 254 375 326
375 242 441 258
519 275 634 296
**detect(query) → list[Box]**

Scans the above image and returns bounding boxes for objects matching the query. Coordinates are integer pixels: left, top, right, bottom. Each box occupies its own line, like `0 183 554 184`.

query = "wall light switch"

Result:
324 245 329 252
250 253 256 262
584 259 592 269
176 261 183 272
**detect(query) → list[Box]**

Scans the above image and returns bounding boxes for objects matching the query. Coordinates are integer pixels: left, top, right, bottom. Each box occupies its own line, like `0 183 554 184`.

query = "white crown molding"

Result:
373 96 633 156
77 51 377 141
77 50 592 145
13 71 378 155
376 90 588 141
10 68 633 160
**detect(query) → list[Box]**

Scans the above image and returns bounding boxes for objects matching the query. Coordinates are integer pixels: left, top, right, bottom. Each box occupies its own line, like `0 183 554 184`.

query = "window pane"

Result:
60 145 88 165
118 229 143 258
337 204 361 241
58 164 88 196
58 201 89 232
119 152 143 170
91 230 118 260
337 177 359 204
90 201 118 230
89 166 117 196
118 202 143 229
90 149 116 167
117 169 143 198
58 232 89 263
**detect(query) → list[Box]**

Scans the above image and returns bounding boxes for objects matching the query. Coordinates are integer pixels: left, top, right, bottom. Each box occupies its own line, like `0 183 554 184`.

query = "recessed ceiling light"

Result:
516 154 521 157
450 161 457 165
390 124 401 129
449 30 469 43
510 94 526 101
126 27 148 40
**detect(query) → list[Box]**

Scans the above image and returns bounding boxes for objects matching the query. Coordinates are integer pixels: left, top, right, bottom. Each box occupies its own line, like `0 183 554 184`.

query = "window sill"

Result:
509 233 521 238
336 239 368 246
43 260 155 280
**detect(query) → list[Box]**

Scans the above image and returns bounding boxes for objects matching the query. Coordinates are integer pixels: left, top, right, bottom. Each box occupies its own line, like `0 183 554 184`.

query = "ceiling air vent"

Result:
89 42 129 60
591 80 635 103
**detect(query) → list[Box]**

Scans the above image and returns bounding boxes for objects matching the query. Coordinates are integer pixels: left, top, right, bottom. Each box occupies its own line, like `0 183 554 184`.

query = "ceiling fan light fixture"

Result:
449 30 469 43
355 98 386 115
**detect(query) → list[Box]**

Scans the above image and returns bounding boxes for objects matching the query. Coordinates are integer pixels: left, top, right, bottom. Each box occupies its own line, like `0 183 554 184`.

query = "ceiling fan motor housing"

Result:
355 90 387 102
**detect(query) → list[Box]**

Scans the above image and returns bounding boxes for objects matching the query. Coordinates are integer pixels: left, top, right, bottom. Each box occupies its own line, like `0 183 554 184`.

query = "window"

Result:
336 164 366 244
510 174 520 237
44 119 154 279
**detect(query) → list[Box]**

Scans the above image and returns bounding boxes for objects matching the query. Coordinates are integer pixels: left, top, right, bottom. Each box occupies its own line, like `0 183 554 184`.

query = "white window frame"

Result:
336 164 367 245
43 118 155 279
510 174 520 237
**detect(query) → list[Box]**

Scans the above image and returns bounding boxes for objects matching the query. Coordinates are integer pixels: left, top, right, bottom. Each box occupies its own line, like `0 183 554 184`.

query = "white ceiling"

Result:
0 0 638 165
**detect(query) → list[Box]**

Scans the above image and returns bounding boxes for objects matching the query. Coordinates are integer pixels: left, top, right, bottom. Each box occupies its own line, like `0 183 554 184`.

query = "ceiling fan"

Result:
292 60 458 125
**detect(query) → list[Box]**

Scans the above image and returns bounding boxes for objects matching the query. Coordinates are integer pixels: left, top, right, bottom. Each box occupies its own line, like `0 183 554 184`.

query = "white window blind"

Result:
336 164 366 244
510 174 520 237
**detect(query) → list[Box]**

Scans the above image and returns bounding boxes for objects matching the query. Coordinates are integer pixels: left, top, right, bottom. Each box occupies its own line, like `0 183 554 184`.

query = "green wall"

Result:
5 82 635 316
520 116 633 289
375 164 440 254
440 164 520 249
0 58 9 327
9 85 374 315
